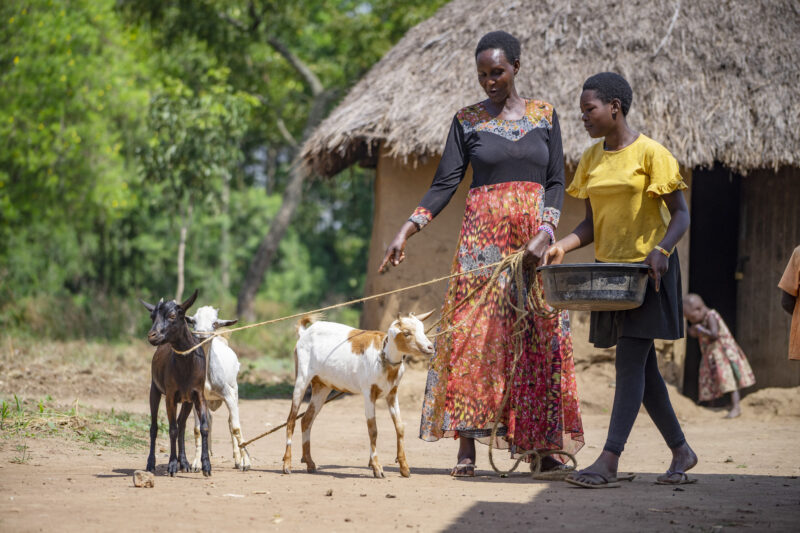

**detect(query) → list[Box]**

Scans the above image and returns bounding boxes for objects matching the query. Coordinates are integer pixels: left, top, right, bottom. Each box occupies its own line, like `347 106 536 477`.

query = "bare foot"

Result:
725 406 741 419
656 443 698 483
726 390 742 419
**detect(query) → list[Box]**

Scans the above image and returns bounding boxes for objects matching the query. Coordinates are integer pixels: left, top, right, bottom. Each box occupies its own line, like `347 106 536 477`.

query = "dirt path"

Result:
1 368 799 532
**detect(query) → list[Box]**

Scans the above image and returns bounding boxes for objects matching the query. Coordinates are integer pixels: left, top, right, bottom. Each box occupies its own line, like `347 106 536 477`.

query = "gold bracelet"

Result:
654 245 671 258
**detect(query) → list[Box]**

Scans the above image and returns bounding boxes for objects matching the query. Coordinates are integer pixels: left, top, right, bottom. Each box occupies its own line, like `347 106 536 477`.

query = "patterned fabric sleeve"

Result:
411 115 469 227
543 108 565 228
409 206 433 229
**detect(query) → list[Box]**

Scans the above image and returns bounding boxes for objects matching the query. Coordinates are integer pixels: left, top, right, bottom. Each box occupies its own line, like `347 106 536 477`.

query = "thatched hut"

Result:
300 0 800 392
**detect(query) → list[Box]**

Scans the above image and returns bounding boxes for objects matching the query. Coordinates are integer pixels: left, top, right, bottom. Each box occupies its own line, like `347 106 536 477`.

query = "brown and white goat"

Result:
141 290 211 477
282 311 434 478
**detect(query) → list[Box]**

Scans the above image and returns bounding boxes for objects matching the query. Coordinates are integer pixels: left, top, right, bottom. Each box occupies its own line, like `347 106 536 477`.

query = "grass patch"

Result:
0 395 166 450
238 380 294 399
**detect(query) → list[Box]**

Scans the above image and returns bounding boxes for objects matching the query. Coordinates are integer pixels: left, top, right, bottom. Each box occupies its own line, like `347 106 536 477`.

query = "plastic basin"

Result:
536 263 650 311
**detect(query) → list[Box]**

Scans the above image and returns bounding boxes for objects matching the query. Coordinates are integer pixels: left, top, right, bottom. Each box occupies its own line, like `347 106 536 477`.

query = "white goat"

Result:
282 311 434 478
186 306 251 471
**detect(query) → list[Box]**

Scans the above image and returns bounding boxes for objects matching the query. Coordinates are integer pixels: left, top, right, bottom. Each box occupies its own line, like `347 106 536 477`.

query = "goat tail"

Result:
295 313 324 337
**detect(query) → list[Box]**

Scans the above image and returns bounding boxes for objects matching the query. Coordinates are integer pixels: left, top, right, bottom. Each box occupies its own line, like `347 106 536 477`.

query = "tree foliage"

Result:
0 0 448 339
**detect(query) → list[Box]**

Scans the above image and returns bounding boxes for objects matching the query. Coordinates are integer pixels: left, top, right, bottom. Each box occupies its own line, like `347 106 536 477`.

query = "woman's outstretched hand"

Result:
379 221 418 274
644 249 669 292
543 245 565 265
522 231 551 271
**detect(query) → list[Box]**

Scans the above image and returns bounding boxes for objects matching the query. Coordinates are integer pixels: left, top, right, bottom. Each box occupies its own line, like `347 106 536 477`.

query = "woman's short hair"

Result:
582 72 633 116
475 31 521 64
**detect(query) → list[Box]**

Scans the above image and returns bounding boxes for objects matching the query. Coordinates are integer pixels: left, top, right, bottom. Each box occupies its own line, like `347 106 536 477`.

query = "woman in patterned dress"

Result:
379 31 583 476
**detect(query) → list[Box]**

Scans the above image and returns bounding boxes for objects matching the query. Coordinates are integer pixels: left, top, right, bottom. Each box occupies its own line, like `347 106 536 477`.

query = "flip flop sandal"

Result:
565 471 621 489
451 463 476 477
655 470 698 485
617 472 637 482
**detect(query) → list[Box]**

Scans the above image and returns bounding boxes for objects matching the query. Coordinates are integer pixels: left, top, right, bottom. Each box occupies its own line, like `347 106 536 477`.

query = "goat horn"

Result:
415 309 436 322
180 289 198 312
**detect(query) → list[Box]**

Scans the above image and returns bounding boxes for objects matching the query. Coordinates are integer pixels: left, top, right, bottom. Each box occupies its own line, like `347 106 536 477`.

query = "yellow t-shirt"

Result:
566 134 687 262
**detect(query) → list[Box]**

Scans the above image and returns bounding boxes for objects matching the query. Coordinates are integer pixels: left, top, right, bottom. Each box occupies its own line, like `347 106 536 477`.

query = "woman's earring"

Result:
612 111 617 120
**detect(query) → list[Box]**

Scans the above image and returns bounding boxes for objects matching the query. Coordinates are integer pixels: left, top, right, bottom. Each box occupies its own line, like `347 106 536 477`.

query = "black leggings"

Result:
604 336 686 456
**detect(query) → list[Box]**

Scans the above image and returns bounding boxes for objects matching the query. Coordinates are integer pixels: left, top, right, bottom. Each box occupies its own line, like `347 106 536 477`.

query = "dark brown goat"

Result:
140 290 211 477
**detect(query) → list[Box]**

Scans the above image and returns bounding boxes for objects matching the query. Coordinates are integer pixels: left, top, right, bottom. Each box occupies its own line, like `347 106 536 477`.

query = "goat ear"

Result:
140 299 155 313
180 289 198 312
213 319 238 329
415 309 435 322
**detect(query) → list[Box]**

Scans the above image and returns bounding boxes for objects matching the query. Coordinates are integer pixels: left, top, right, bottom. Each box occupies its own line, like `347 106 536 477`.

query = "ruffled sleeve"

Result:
566 151 590 199
645 143 687 198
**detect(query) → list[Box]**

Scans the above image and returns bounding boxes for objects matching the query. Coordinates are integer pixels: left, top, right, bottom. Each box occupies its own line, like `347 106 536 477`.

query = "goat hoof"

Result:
282 465 292 474
167 460 179 476
306 463 316 473
400 467 411 478
203 470 211 477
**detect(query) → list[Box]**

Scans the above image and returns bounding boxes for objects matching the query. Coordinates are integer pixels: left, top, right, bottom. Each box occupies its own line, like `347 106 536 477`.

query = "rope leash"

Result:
173 258 511 356
231 253 526 450
208 247 575 478
237 391 347 449
473 251 577 480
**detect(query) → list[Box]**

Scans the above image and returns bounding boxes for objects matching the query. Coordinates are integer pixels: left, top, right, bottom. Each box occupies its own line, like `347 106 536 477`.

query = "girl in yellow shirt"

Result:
546 72 696 488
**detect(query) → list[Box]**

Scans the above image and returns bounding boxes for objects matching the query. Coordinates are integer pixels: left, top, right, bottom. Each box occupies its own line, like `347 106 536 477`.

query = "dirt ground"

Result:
1 353 800 532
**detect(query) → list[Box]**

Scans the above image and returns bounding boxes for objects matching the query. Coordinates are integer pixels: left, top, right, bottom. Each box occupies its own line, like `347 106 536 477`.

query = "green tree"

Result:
139 62 258 299
0 0 151 296
120 0 449 319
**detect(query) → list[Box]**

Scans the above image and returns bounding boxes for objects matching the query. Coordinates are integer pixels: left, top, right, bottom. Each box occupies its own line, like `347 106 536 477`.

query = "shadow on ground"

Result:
439 473 800 532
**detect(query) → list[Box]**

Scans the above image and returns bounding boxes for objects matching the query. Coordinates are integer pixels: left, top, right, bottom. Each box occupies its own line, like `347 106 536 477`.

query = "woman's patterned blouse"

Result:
409 99 565 230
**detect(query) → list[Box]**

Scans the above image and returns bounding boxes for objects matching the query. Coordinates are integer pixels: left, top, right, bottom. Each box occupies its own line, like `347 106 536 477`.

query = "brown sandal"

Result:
451 463 476 477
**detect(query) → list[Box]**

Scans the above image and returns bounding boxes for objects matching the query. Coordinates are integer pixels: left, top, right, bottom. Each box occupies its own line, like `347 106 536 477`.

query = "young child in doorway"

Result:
683 293 756 418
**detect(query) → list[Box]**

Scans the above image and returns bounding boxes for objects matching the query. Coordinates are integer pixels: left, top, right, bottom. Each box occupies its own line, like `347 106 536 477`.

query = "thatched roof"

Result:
301 0 800 177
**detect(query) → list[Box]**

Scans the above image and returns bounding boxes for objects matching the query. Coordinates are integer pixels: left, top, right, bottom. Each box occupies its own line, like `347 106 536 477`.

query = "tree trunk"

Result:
236 163 305 321
221 172 231 290
175 201 193 302
219 12 331 320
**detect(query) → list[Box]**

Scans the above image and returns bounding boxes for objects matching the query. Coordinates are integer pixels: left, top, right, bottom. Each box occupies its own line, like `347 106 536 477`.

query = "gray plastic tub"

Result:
536 263 651 311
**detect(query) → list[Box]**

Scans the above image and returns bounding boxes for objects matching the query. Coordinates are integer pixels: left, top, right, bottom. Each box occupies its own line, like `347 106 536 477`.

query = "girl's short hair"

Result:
475 31 521 64
583 72 633 116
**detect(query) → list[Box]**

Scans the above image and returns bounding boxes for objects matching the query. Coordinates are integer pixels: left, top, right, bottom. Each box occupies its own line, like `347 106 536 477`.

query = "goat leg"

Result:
364 396 384 478
224 387 250 471
301 383 331 473
283 372 310 474
146 383 161 473
176 402 193 472
192 392 212 477
191 409 202 473
386 389 410 477
166 396 180 477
